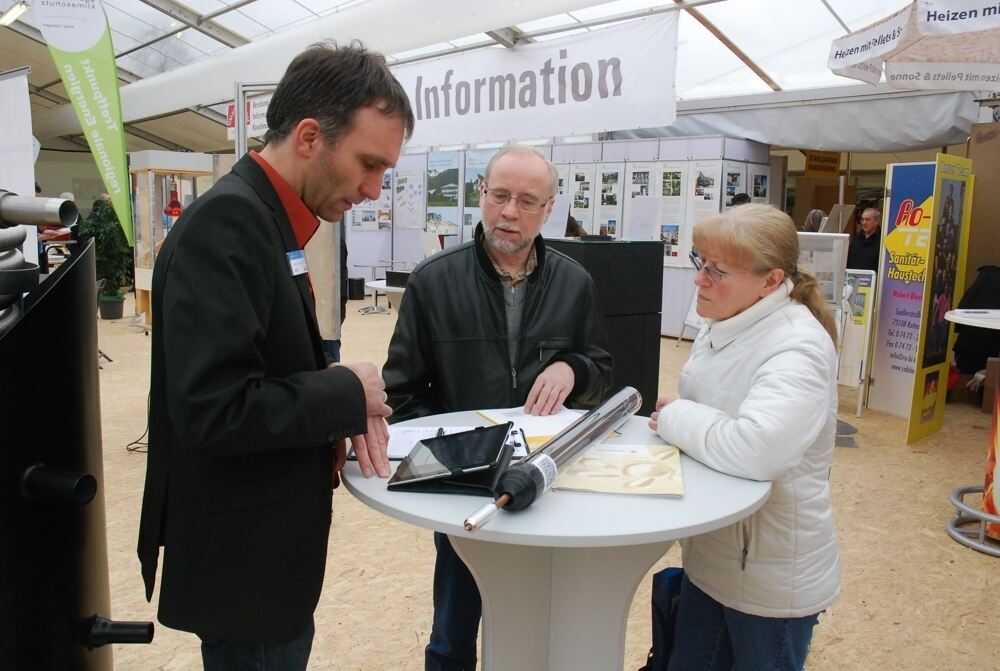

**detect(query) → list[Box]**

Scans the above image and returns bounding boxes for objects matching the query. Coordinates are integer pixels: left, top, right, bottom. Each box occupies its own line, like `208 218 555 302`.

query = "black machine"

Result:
1 192 153 669
546 238 663 417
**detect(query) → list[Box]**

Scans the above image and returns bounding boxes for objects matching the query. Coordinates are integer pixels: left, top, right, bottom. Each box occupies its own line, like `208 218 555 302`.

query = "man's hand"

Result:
648 396 678 432
525 361 575 416
332 361 393 418
350 415 391 479
331 439 347 489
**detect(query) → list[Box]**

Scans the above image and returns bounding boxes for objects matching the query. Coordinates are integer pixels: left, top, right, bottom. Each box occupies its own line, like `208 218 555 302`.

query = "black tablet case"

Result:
387 426 515 497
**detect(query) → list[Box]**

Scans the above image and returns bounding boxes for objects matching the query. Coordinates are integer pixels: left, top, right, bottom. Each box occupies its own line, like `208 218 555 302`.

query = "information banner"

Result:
36 0 133 244
391 15 678 146
908 154 974 443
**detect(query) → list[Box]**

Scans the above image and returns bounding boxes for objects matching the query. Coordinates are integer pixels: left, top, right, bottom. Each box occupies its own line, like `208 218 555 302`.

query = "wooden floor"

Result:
95 295 1000 670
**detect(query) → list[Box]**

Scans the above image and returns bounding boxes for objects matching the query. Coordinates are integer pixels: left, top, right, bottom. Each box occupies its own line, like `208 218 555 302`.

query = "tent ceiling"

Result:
0 0 981 154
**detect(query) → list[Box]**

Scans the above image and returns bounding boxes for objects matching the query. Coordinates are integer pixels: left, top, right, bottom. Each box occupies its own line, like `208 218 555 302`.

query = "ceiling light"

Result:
0 1 29 27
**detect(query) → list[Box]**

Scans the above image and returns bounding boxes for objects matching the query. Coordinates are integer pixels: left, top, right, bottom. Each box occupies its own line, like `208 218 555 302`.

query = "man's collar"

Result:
249 150 318 249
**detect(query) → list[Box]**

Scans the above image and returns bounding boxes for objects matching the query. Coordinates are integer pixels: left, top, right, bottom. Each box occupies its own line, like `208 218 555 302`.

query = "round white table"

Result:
944 309 1000 557
359 279 405 314
344 411 771 671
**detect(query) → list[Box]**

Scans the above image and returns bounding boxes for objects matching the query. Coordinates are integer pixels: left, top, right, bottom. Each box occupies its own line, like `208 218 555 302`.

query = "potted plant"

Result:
78 197 134 320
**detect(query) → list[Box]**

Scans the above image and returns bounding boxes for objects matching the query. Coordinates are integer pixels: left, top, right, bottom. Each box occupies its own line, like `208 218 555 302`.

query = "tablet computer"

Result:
387 422 514 487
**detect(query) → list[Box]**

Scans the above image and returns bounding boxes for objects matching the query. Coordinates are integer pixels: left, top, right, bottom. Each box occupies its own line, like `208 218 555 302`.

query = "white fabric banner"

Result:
828 4 912 80
918 0 1000 34
391 14 677 147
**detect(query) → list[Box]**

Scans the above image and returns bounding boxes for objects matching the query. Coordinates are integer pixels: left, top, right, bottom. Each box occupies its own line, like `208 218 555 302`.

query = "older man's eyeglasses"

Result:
483 188 549 214
689 250 745 283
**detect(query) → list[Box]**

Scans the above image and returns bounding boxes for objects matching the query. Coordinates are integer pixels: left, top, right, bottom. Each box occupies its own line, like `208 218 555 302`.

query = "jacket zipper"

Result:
511 367 517 389
740 518 752 570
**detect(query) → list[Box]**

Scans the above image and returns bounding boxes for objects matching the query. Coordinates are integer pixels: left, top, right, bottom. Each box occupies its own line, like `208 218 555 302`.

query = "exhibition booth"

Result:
3 0 1000 668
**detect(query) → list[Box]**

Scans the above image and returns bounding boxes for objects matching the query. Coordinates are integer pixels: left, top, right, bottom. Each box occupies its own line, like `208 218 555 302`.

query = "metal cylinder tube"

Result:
0 190 78 228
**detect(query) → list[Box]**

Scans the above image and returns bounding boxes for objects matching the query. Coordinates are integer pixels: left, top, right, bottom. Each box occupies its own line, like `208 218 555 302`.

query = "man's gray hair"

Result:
484 144 559 200
863 207 881 220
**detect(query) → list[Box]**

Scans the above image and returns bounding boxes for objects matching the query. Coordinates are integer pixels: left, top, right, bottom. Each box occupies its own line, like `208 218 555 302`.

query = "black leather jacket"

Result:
384 224 614 422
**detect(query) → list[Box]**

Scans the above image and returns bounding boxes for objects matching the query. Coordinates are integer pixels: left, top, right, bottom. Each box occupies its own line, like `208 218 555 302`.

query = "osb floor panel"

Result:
94 297 1000 670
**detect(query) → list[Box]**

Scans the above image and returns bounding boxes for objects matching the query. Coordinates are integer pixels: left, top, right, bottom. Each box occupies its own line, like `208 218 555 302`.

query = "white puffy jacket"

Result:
657 280 841 618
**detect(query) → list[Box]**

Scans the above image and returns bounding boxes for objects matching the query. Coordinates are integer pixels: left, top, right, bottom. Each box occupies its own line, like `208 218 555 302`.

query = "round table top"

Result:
944 309 1000 330
344 411 771 548
366 279 405 293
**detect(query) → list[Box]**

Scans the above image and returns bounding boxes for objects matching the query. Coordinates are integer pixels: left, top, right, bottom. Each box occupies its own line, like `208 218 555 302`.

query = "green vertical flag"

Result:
35 0 133 245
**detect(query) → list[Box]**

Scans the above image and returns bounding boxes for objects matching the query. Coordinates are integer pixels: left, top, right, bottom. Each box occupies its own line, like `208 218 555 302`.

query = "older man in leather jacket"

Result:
383 144 613 671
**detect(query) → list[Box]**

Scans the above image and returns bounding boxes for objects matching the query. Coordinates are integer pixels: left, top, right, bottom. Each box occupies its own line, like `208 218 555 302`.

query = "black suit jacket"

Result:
137 155 367 643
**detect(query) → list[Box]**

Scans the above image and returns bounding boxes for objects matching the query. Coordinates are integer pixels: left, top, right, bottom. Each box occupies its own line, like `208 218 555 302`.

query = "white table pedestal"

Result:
453 537 671 671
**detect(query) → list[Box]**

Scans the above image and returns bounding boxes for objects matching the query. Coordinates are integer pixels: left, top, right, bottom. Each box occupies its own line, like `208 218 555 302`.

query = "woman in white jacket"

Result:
650 204 840 671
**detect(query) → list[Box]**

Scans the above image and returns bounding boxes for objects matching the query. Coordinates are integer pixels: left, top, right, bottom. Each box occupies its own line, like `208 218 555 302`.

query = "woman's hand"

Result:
648 396 678 432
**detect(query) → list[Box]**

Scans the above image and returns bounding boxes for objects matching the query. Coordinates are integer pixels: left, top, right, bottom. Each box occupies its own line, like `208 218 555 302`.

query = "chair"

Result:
675 293 703 347
96 280 112 364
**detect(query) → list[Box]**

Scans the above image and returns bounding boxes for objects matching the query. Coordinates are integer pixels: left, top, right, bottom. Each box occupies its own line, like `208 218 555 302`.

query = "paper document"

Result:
476 406 584 451
384 426 478 460
554 443 684 497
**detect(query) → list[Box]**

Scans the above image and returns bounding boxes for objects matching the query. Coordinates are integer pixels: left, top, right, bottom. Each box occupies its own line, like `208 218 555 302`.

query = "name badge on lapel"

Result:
286 250 309 276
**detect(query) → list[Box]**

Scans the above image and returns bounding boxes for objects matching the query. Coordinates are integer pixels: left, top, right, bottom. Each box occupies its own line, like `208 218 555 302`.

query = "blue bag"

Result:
639 567 684 671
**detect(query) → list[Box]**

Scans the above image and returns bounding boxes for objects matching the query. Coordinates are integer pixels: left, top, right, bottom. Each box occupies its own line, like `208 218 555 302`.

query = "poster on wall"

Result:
350 169 393 230
596 162 624 237
722 161 747 210
797 232 849 307
464 148 495 239
554 163 571 196
749 164 770 204
394 169 426 230
868 162 935 423
685 160 721 264
908 154 974 444
658 161 690 265
622 162 660 240
569 163 597 234
838 270 877 403
426 151 460 237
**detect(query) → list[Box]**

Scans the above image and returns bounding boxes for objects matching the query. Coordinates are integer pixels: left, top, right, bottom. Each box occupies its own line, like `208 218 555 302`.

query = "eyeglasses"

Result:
482 188 550 214
689 250 746 283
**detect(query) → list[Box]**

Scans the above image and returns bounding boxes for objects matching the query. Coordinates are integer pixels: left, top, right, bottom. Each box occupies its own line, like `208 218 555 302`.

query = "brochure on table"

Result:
555 442 684 497
868 155 974 444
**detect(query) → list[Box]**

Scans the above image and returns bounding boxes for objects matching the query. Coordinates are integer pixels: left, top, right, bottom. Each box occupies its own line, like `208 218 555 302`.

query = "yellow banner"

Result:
907 153 974 444
803 150 841 179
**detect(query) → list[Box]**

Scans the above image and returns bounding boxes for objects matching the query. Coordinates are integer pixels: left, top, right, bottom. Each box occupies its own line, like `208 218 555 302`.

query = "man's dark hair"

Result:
264 41 414 146
731 192 751 206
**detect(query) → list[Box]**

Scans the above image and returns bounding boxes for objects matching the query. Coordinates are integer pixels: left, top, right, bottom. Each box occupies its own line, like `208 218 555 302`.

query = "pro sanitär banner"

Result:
35 0 133 244
391 14 678 147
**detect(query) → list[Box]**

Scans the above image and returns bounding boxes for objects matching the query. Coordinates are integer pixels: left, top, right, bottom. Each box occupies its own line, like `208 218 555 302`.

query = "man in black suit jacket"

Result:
137 43 414 670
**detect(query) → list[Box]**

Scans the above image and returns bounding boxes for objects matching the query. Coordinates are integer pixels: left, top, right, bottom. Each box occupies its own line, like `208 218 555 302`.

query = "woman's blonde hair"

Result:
692 204 838 345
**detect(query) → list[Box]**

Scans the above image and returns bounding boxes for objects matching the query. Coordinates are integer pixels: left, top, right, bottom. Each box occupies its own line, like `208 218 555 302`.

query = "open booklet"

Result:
554 442 684 497
476 406 585 451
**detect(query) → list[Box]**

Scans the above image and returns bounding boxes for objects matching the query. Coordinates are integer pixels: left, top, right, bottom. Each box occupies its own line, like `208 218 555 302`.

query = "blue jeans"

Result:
322 339 341 364
200 619 314 671
425 532 480 671
668 575 819 671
